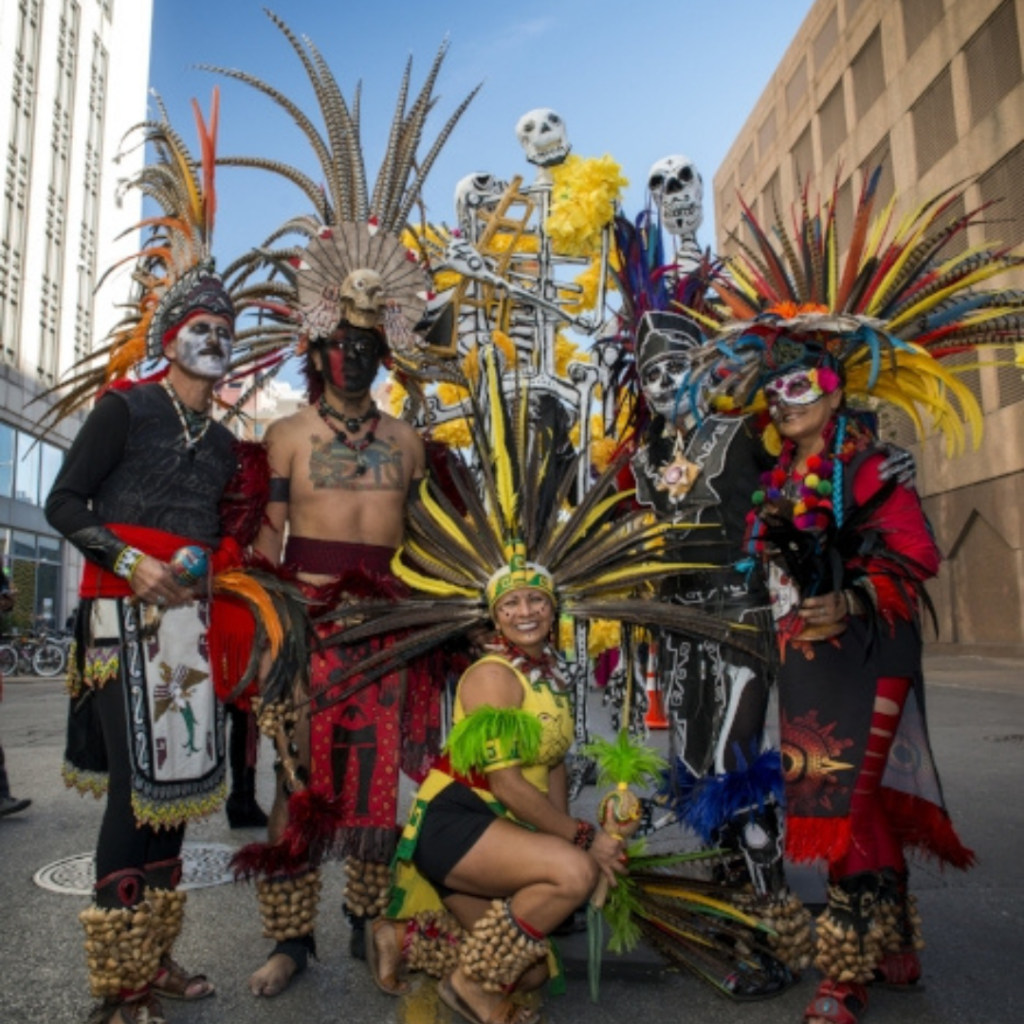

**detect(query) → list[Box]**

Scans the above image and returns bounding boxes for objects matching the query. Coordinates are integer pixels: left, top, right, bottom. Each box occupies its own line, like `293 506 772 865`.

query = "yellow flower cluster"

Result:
587 618 621 659
546 154 628 258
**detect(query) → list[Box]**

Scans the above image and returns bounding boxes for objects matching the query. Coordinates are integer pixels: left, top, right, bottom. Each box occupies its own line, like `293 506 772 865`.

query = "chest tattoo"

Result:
309 433 405 491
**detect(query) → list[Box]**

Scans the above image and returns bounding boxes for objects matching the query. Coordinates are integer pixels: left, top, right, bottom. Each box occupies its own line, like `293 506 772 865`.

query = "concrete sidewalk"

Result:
1 652 1021 1023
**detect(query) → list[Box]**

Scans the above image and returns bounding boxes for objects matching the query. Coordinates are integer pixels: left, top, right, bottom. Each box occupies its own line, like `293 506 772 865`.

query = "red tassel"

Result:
881 789 976 870
785 814 853 865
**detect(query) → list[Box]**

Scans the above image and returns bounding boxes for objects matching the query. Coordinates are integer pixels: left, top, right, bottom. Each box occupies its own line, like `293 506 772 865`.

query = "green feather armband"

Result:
447 706 543 775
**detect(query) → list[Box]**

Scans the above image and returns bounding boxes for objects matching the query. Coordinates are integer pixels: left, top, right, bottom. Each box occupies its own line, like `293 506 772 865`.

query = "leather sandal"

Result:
438 974 539 1024
151 954 215 1001
804 978 868 1024
367 919 410 996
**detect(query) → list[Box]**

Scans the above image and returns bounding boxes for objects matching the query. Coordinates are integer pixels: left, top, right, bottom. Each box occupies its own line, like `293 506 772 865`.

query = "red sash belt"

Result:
79 524 241 598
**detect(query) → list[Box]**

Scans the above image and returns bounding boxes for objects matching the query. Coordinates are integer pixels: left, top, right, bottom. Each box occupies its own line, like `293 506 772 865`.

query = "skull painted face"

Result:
648 155 704 237
454 172 509 236
515 108 571 168
318 324 384 396
641 355 695 422
168 313 234 381
338 268 386 329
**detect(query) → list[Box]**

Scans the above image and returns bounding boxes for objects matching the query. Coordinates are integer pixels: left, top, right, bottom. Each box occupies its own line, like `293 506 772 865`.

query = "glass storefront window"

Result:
0 423 13 499
39 442 63 507
14 431 40 505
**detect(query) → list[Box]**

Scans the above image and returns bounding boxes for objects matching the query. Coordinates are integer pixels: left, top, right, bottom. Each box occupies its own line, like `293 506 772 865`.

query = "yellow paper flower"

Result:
431 417 473 449
587 618 621 659
546 154 628 258
438 381 471 405
386 379 408 417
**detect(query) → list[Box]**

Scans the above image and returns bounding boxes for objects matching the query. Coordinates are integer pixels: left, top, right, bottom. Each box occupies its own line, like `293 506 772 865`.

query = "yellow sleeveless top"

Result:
452 653 575 794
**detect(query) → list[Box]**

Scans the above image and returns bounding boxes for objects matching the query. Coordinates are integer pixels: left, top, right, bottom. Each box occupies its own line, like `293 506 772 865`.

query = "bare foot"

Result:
369 919 411 995
249 953 299 997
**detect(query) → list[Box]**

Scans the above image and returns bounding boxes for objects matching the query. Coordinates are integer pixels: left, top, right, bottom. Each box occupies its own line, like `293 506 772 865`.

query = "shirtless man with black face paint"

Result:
247 320 426 998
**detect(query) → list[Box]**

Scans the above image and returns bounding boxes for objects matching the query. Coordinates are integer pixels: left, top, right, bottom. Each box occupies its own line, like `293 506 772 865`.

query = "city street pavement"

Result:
0 652 1021 1024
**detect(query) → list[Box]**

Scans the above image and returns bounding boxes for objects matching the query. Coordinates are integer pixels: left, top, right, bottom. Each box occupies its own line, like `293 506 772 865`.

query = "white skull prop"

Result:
515 108 571 168
454 172 509 236
648 155 704 237
338 267 386 328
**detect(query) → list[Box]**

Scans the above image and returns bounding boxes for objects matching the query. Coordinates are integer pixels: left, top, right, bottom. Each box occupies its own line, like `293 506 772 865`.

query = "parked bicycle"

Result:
0 630 68 678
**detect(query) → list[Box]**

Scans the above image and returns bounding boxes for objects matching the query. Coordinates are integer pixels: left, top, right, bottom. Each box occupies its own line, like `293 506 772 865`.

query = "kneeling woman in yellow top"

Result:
379 561 626 1024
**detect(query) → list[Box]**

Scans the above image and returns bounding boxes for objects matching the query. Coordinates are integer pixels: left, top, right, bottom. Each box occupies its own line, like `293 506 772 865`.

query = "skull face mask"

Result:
647 155 704 237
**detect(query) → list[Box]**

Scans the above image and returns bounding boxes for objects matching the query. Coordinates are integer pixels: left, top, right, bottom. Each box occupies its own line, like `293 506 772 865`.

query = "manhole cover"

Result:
34 842 238 895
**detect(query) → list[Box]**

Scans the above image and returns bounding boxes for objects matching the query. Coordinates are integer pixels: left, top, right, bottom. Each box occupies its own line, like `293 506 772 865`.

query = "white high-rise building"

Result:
0 0 153 632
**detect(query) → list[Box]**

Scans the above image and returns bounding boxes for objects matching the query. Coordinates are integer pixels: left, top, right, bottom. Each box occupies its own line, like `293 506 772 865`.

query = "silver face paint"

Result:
172 315 234 380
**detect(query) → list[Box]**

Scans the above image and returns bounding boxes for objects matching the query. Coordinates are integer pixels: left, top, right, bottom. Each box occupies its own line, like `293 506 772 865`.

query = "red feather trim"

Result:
279 787 347 866
220 440 271 548
880 789 976 870
230 839 309 881
785 814 853 865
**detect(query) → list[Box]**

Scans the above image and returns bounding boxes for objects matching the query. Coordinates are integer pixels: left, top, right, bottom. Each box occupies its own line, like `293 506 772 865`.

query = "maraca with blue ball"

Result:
168 545 209 587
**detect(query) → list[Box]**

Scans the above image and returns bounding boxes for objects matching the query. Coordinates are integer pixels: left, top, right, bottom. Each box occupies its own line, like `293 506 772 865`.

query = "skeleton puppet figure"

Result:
516 108 571 172
454 172 509 238
648 155 705 277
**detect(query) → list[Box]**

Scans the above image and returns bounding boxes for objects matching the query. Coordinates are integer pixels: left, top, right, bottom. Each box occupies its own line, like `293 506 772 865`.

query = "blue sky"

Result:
149 0 813 266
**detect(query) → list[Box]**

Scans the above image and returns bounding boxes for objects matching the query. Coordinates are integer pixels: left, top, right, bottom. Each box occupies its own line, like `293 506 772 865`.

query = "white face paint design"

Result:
640 354 693 422
171 314 234 380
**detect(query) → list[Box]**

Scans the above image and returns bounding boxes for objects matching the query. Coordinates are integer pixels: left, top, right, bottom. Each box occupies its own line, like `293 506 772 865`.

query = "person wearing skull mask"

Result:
247 310 429 998
630 310 812 985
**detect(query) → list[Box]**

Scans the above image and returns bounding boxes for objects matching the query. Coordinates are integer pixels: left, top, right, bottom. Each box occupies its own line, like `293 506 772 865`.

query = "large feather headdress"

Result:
202 10 480 365
691 170 1024 454
310 346 762 701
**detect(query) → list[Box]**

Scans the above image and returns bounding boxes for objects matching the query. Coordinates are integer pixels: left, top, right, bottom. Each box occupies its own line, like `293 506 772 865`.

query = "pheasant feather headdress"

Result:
202 9 480 375
692 170 1024 454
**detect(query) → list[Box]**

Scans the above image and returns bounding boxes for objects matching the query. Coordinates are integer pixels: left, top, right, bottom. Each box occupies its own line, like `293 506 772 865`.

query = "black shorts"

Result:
412 781 497 896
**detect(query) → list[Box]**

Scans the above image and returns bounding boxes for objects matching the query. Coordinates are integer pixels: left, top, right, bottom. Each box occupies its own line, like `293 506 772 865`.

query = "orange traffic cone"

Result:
643 645 668 730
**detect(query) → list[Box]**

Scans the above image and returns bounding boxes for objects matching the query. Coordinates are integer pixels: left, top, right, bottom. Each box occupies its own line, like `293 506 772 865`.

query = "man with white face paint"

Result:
45 263 243 1019
630 311 811 986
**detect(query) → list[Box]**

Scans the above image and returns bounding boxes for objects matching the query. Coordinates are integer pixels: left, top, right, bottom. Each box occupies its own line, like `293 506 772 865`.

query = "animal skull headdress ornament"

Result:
515 108 571 168
648 155 704 237
295 223 430 344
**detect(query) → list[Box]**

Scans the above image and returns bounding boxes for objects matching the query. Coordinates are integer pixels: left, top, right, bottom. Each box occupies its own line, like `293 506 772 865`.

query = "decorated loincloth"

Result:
289 538 442 863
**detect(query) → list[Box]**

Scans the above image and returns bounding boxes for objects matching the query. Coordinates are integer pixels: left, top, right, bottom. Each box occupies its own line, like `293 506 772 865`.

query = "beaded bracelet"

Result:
572 819 597 851
113 546 145 582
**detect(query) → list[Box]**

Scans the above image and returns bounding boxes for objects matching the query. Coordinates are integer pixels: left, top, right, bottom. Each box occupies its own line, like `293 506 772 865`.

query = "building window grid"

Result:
965 0 1022 128
2 0 43 365
758 110 777 158
38 0 81 384
852 28 885 120
818 80 848 164
75 37 108 362
901 0 945 59
813 7 839 72
911 65 957 178
792 125 815 189
786 58 808 114
996 346 1024 409
977 142 1024 250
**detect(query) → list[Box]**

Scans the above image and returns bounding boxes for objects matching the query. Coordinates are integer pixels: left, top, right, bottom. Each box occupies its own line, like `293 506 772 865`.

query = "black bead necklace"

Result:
316 397 381 476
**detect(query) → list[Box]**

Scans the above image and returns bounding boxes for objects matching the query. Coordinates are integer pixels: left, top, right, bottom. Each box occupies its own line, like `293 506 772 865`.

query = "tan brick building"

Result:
713 0 1024 655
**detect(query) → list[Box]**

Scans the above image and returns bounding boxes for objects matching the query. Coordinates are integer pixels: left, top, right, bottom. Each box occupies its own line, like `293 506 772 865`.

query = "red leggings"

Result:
832 676 910 878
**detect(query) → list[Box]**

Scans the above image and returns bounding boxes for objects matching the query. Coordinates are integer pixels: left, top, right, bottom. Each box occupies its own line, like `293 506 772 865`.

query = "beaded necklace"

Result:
486 636 568 690
161 380 212 453
315 397 381 476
